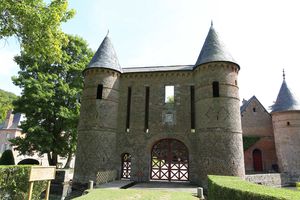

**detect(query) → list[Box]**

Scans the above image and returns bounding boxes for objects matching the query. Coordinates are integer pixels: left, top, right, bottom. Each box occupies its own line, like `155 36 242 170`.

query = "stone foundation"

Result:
245 173 293 187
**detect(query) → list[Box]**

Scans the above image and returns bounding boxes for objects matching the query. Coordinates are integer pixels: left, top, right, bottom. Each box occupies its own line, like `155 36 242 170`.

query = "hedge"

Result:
208 175 300 200
0 165 47 200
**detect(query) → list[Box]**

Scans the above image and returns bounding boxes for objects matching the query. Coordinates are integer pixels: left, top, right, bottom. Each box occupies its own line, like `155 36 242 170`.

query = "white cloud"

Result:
0 47 21 95
0 50 18 76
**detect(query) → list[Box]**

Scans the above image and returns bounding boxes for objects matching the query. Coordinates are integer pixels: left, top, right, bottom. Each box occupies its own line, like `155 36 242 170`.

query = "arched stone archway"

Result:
18 158 39 165
150 138 188 181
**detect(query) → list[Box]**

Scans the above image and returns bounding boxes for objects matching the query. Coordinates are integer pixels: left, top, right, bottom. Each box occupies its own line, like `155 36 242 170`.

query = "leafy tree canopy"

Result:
10 34 93 166
0 0 75 63
0 89 17 124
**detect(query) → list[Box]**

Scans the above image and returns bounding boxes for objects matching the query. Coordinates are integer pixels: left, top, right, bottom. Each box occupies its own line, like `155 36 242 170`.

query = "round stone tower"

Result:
271 70 300 179
73 35 122 184
193 24 245 186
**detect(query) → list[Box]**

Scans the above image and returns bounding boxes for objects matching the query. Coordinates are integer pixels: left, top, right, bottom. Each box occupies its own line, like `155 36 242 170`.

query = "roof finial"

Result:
211 20 213 27
283 68 286 80
106 29 109 37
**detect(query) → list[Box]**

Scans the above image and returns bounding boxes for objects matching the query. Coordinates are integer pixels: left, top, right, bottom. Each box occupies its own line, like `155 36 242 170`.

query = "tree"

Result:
0 0 75 63
0 149 15 165
10 34 93 167
0 89 17 124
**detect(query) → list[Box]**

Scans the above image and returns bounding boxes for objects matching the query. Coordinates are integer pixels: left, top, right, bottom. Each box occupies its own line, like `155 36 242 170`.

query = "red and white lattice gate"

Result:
121 153 131 179
151 139 189 181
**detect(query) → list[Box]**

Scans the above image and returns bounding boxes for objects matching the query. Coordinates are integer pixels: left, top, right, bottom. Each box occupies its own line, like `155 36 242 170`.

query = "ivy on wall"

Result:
242 136 261 151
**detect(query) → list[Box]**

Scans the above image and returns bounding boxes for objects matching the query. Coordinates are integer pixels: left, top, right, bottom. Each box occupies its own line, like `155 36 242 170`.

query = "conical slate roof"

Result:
87 35 122 72
271 77 300 113
195 23 237 67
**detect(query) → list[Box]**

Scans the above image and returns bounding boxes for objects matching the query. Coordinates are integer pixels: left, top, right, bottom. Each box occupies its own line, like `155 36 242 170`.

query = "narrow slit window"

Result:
96 84 103 99
212 81 219 97
165 85 174 103
190 86 195 130
126 87 132 131
145 87 150 132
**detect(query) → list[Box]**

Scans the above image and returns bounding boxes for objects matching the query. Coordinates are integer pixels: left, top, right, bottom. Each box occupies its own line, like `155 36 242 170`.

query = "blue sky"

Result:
1 0 300 109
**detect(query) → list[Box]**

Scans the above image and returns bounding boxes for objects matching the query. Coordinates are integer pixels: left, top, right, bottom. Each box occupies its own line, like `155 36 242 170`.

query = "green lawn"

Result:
74 189 198 200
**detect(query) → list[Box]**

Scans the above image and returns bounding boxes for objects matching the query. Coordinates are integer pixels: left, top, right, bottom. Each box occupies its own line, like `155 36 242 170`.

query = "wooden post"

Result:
45 180 51 200
28 167 56 200
28 181 34 200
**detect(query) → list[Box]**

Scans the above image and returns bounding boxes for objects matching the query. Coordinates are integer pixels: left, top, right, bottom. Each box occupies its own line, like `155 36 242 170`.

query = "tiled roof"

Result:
86 24 238 74
195 24 237 67
86 35 122 73
271 80 300 113
240 95 269 114
10 113 22 129
0 112 23 130
122 65 194 73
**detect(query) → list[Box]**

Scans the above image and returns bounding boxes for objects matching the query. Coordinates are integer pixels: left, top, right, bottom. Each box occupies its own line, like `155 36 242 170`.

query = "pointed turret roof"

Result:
195 23 237 67
86 34 122 72
271 71 300 113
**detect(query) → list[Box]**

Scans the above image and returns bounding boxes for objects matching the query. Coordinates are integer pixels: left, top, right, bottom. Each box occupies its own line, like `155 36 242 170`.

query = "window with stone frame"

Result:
165 85 174 103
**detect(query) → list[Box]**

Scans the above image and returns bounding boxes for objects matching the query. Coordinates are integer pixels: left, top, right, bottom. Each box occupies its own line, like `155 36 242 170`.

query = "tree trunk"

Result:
47 152 58 166
64 152 73 169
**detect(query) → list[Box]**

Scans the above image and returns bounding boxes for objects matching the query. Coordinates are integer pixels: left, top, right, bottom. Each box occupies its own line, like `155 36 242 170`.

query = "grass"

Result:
73 189 198 200
208 175 300 200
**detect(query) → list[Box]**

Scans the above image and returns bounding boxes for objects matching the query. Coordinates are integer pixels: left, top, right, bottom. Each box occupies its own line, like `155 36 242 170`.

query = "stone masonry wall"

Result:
74 69 120 184
75 62 245 187
193 62 245 187
116 71 198 183
244 137 278 172
245 173 288 187
241 98 273 137
241 98 277 172
272 111 300 177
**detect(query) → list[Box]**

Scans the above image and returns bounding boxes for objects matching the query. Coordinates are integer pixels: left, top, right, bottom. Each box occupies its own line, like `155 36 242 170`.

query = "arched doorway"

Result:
121 153 131 179
253 149 263 172
18 159 39 165
151 139 188 181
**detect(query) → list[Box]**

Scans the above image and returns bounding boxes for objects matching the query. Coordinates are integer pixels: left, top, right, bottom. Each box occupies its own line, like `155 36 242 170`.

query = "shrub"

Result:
0 150 15 165
208 175 300 200
0 165 47 200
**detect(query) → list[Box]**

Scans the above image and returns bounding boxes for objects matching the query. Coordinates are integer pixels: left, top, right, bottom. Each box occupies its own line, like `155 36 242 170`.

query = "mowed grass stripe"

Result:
74 189 198 200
